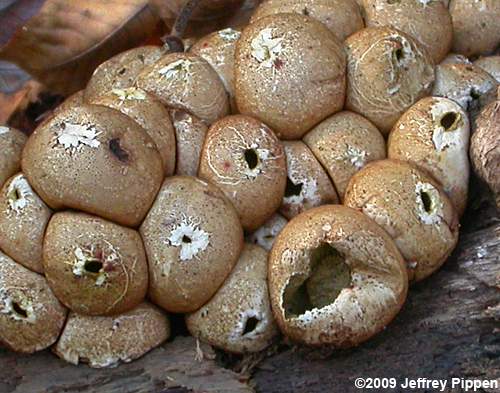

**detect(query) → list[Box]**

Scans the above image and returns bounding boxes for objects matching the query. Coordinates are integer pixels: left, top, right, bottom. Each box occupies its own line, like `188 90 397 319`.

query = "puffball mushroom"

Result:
21 105 164 227
440 53 471 66
0 251 67 353
474 56 500 83
135 52 230 125
345 27 435 135
362 0 453 64
234 13 346 140
449 0 500 58
247 213 288 252
84 46 163 102
43 212 149 316
388 97 470 217
140 176 243 313
54 302 169 368
303 111 386 200
280 141 339 219
90 87 177 176
0 126 27 189
0 173 52 273
344 160 459 281
169 110 208 176
198 115 287 231
186 244 279 354
250 0 364 42
268 205 408 347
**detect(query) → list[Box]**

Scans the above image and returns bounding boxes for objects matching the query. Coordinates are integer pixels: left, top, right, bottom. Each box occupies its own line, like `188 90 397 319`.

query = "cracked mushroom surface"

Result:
345 27 435 135
198 115 287 231
250 0 364 42
43 212 148 316
54 302 169 369
0 126 27 189
186 244 279 354
21 105 164 227
235 13 346 140
344 159 459 281
388 97 470 216
303 111 386 200
474 56 500 83
0 251 67 353
268 205 408 347
140 176 243 313
136 52 230 125
247 213 288 252
280 141 339 219
0 173 52 273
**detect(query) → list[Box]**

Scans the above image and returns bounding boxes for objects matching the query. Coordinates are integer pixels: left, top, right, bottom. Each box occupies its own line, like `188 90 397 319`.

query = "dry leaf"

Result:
0 0 47 48
0 60 30 94
0 0 160 94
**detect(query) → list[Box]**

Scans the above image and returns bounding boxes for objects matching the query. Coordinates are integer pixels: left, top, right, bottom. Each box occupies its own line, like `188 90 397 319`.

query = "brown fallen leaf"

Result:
0 0 161 95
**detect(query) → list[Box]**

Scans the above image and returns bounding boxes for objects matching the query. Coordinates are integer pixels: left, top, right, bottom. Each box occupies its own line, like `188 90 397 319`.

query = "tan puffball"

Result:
247 213 288 252
90 87 177 176
345 27 435 135
280 141 338 219
190 28 242 112
136 52 230 125
303 111 386 200
269 205 408 347
84 46 164 102
54 90 85 115
186 244 279 354
474 56 500 83
22 105 164 227
388 97 470 217
440 53 471 66
169 110 208 176
54 302 169 368
0 251 67 353
235 13 346 140
140 176 244 313
0 173 52 273
198 115 287 231
362 0 452 64
344 160 459 281
250 0 364 42
43 212 149 316
0 126 27 189
449 0 500 58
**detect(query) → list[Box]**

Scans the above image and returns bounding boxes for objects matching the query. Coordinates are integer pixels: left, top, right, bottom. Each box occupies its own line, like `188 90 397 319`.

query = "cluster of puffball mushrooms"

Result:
1 0 499 368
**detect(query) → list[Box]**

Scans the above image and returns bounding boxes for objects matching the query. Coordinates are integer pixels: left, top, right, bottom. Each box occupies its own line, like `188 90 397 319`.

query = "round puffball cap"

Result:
140 176 244 313
235 13 346 140
54 302 169 368
268 205 408 347
0 173 52 273
247 213 288 252
344 159 459 281
440 53 471 66
345 26 435 135
21 104 164 227
198 115 287 231
186 244 279 354
0 126 27 189
0 251 67 353
474 56 500 83
136 52 230 125
250 0 364 42
304 111 386 200
388 97 470 216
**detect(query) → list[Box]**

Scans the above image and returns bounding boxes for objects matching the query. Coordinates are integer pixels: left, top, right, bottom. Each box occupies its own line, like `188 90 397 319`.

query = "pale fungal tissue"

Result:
56 122 101 152
112 87 147 102
7 175 32 213
168 217 210 261
0 289 36 323
158 59 193 82
284 177 319 207
345 145 368 170
218 28 241 42
72 243 120 287
0 126 10 135
251 28 284 68
415 182 443 225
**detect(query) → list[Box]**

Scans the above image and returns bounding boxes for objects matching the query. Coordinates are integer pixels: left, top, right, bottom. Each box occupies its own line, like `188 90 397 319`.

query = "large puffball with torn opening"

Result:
250 0 364 42
0 126 27 189
235 13 346 140
140 176 243 313
268 205 407 347
247 213 288 251
344 160 459 282
186 244 279 354
345 27 435 135
474 56 500 84
362 0 452 64
449 0 500 58
0 173 52 273
21 105 164 227
54 302 169 368
198 115 287 231
136 53 229 125
0 251 67 353
388 97 470 217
